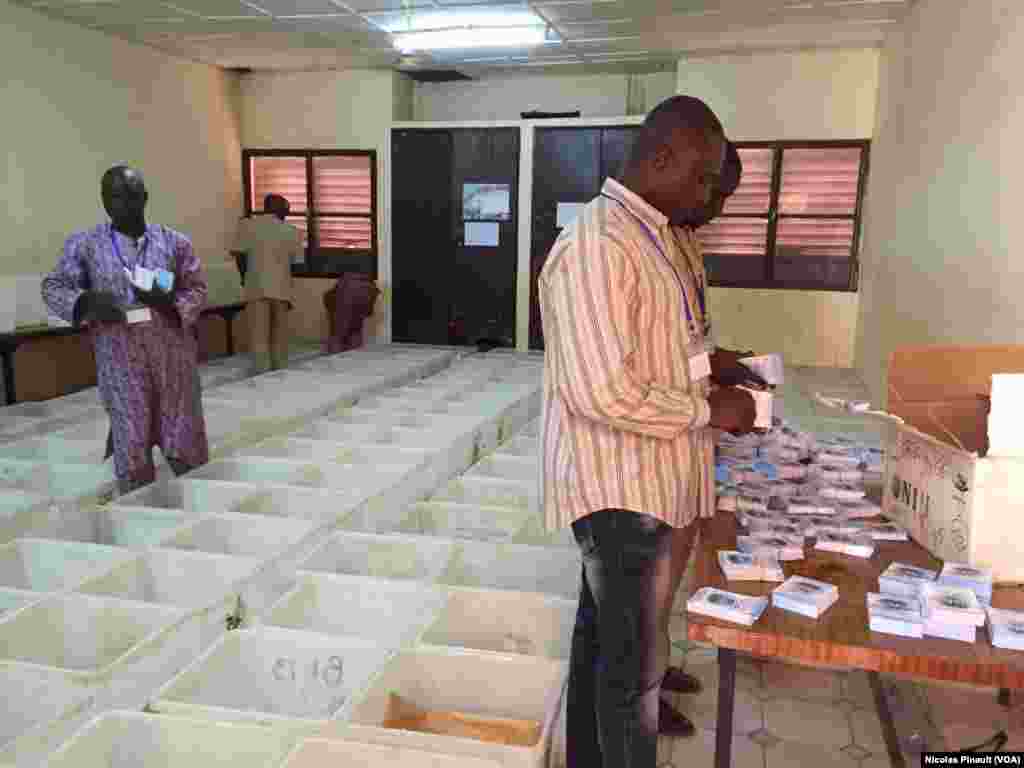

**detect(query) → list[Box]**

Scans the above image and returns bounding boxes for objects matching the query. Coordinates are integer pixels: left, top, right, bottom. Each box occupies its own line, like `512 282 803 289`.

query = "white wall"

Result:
1 0 242 289
855 0 1024 402
413 71 676 121
238 69 405 342
677 47 880 367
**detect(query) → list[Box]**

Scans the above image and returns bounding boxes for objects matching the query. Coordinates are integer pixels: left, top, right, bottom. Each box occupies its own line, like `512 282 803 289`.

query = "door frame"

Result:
384 117 644 348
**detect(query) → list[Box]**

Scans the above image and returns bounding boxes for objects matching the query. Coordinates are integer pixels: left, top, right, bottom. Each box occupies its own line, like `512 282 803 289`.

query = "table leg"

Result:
868 671 906 768
0 347 17 406
715 648 737 768
999 688 1011 708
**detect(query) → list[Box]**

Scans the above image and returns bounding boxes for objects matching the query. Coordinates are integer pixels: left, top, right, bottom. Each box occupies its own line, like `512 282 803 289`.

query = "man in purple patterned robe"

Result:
42 166 209 493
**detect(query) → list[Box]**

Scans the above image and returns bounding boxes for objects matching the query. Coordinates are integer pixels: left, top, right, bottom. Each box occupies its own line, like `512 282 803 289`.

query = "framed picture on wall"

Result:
463 182 512 221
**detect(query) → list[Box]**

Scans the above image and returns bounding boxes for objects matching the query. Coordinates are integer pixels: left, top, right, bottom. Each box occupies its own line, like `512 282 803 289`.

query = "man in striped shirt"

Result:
539 96 757 768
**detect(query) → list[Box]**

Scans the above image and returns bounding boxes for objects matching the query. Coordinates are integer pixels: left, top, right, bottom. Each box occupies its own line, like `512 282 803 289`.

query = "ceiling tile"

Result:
135 15 277 36
30 0 187 24
558 19 643 38
276 12 375 32
162 0 269 18
531 1 627 23
341 0 434 11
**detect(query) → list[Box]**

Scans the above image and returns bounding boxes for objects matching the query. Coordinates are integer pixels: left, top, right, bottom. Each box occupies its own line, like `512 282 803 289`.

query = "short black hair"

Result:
101 165 144 194
628 95 723 169
264 193 286 210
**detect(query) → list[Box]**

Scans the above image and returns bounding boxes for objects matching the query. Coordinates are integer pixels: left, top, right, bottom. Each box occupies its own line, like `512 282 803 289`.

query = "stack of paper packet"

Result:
771 576 839 619
987 374 1024 458
867 593 924 638
738 532 804 561
878 562 937 597
987 607 1024 651
687 587 769 626
814 531 876 558
922 584 985 642
938 562 993 606
719 550 785 582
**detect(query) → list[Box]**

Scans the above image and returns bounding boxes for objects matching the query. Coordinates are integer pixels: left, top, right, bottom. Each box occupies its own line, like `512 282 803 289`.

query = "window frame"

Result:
241 148 378 279
705 139 871 293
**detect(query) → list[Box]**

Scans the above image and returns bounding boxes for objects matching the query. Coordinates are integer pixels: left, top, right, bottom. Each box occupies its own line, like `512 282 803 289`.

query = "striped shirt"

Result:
539 178 716 530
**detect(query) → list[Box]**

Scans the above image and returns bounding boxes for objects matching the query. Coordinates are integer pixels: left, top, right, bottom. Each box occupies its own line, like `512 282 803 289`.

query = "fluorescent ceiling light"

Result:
394 25 553 53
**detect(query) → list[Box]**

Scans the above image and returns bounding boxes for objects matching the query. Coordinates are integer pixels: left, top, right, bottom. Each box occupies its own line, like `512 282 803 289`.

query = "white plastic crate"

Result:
150 627 395 726
237 438 427 467
263 572 445 647
187 459 411 495
494 437 539 458
391 502 535 543
0 539 129 592
0 491 50 544
0 593 197 711
281 737 504 768
0 587 37 618
73 548 262 648
298 532 456 584
163 512 317 561
40 711 301 768
439 541 580 600
10 505 190 549
465 456 537 486
420 588 575 660
341 647 566 768
0 436 105 464
434 478 537 513
0 666 96 767
211 484 359 524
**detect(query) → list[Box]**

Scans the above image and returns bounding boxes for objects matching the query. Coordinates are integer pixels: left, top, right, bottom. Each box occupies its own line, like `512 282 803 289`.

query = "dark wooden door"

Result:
391 129 453 345
450 128 519 348
529 125 640 349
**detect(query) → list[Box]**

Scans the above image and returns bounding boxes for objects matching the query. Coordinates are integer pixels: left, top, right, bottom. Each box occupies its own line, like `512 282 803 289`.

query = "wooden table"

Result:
688 514 1024 767
0 303 246 405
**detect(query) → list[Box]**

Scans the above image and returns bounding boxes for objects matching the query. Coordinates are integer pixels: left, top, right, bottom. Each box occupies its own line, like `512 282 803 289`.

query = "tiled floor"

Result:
649 367 1019 766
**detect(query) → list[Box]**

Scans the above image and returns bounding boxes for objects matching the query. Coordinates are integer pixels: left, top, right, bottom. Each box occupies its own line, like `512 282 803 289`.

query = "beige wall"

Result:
238 69 401 343
412 71 676 122
855 1 1024 403
1 0 242 278
677 48 880 368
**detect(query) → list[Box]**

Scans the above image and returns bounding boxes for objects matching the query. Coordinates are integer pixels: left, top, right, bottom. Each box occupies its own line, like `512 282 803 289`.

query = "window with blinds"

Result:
699 141 869 291
242 149 376 277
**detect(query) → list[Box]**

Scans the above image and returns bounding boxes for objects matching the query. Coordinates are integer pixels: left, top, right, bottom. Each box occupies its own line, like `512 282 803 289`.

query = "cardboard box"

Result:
883 346 1024 583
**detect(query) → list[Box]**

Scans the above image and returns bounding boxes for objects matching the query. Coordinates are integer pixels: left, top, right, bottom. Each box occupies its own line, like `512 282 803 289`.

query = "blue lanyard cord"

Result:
600 193 705 337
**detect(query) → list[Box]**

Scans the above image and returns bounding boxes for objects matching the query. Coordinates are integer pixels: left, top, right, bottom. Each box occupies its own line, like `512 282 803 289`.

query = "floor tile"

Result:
765 739 858 768
850 708 888 751
749 727 781 748
672 657 764 733
923 682 1007 730
685 648 762 692
764 697 853 750
841 671 876 710
760 661 843 703
942 722 1012 752
840 743 871 761
670 727 765 768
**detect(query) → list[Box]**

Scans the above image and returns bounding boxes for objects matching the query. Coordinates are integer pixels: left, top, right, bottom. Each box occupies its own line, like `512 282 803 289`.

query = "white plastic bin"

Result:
237 438 426 468
281 737 504 768
0 586 38 618
435 477 537 513
298 532 456 584
420 588 575 660
14 505 190 548
0 491 50 544
0 539 129 592
495 437 539 458
150 627 395 726
392 502 534 543
439 541 580 601
0 666 96 767
40 711 301 768
263 572 445 647
466 456 537 486
0 593 196 711
163 512 317 561
214 484 357 523
74 548 262 648
0 436 106 464
341 647 566 768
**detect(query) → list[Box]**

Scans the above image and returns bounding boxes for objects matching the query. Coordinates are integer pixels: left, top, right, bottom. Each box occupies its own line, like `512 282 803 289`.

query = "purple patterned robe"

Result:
42 223 209 486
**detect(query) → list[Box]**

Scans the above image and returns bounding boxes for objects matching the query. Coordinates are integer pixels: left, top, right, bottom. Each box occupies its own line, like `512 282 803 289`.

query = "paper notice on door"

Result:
465 221 500 247
556 202 585 229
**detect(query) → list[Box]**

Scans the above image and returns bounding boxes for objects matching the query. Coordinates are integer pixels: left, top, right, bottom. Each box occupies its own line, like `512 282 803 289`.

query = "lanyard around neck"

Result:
109 227 148 272
600 193 705 337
